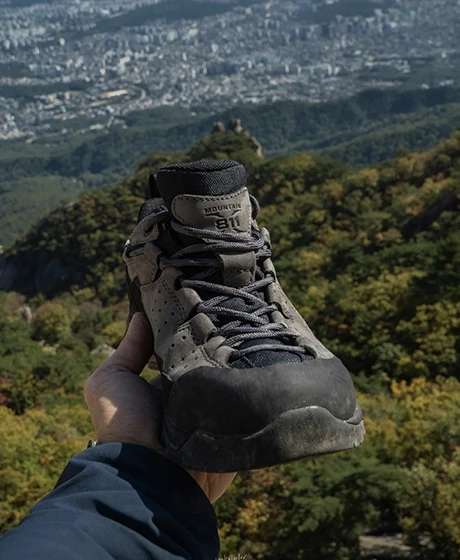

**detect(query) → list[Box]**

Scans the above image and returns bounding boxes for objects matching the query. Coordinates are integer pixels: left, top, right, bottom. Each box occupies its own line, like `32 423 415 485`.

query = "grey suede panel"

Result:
125 232 231 374
262 254 276 276
163 318 230 376
128 214 160 246
141 274 186 358
263 258 333 359
123 215 164 286
162 323 212 376
270 309 288 326
260 227 272 247
124 243 162 286
218 251 256 288
171 187 252 234
125 193 334 379
175 286 202 317
188 312 216 345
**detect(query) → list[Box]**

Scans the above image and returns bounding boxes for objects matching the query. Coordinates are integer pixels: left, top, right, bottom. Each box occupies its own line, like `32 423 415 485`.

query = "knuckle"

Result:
84 367 106 402
83 375 95 403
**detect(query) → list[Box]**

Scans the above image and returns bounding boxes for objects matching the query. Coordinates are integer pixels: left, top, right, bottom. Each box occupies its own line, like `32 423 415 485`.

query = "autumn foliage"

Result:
1 131 459 558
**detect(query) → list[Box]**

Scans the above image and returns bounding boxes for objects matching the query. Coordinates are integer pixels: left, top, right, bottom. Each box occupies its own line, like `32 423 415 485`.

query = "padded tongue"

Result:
156 160 252 235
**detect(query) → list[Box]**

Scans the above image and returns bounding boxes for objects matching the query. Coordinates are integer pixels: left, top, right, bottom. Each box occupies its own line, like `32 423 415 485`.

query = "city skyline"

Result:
0 0 459 141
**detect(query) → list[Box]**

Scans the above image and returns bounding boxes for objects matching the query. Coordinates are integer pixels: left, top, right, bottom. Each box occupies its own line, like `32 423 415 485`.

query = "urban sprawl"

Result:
0 0 458 141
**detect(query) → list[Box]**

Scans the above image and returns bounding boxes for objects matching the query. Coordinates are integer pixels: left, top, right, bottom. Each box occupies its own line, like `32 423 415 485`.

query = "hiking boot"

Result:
123 160 365 472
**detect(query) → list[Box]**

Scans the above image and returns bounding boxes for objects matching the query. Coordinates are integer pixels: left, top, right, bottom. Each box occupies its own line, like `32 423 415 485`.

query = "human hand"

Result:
84 313 236 504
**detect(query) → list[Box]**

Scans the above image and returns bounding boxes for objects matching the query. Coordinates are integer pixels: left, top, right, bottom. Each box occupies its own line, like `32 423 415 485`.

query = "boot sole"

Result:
162 404 365 472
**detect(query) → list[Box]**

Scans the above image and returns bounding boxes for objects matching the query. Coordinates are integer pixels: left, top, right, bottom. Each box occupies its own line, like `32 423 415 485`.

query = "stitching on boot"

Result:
172 189 247 224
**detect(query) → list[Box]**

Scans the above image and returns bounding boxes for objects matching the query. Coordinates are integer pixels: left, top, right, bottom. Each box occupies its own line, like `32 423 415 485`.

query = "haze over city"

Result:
0 0 459 141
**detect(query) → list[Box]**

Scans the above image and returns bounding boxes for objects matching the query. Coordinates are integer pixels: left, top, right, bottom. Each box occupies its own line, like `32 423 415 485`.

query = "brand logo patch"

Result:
204 203 242 215
204 203 246 232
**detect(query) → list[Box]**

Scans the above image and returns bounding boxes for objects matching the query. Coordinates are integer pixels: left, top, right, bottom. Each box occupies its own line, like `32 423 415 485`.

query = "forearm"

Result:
0 443 219 560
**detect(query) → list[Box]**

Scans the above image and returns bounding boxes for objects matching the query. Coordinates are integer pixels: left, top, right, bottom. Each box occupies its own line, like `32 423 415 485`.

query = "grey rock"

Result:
212 121 225 133
18 305 33 324
91 344 116 358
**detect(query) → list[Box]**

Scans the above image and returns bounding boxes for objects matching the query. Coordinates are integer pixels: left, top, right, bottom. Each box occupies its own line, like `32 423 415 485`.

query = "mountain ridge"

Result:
3 84 460 247
1 130 459 330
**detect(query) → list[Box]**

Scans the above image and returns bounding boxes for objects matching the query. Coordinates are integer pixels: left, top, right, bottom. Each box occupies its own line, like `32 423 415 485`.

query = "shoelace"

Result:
152 201 307 360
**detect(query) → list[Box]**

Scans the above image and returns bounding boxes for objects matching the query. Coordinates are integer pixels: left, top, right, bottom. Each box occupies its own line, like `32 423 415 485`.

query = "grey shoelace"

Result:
154 203 307 360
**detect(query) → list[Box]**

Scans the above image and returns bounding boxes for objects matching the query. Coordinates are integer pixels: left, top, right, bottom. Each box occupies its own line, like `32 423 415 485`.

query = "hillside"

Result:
2 127 460 378
89 0 265 35
300 0 396 23
2 84 460 247
0 132 459 558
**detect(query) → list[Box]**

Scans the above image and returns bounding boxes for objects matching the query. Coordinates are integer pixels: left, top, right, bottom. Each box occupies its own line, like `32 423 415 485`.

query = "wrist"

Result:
93 435 163 454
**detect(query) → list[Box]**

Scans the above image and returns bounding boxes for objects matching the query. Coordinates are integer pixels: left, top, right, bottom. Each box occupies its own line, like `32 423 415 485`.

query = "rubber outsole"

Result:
162 404 365 473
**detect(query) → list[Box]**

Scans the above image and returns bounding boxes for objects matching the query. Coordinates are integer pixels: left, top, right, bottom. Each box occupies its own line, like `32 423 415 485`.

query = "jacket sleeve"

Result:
0 443 220 560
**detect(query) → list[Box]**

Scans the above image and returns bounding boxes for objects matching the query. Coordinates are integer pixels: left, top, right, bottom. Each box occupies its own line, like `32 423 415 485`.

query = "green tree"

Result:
0 405 91 535
0 370 39 415
32 303 71 344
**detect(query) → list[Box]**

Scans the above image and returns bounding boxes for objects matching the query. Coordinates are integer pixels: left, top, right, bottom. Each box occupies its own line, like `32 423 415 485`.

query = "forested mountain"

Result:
2 84 460 247
0 131 459 559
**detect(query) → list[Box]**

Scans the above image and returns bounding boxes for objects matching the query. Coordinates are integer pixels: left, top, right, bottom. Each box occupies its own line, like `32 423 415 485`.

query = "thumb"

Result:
106 313 154 375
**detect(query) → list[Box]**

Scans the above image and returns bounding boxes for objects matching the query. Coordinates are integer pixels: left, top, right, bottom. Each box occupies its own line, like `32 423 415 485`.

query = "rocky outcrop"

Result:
91 344 116 359
0 251 88 297
402 190 459 239
0 254 17 293
211 121 225 133
211 118 264 157
18 305 33 324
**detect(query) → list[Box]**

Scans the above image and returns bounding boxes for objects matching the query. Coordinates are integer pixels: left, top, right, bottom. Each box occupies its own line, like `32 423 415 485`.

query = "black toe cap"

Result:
165 357 357 436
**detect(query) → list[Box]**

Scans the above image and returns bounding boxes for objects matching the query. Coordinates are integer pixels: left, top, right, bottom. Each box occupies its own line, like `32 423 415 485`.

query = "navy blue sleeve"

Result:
0 443 220 560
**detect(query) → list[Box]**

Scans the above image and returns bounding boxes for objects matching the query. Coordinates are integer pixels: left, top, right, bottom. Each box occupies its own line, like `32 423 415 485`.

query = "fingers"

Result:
84 312 154 412
149 375 161 389
185 471 237 504
106 312 154 376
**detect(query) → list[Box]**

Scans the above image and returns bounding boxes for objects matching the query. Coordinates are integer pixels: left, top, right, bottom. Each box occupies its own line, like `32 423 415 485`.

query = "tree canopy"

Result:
0 130 459 558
